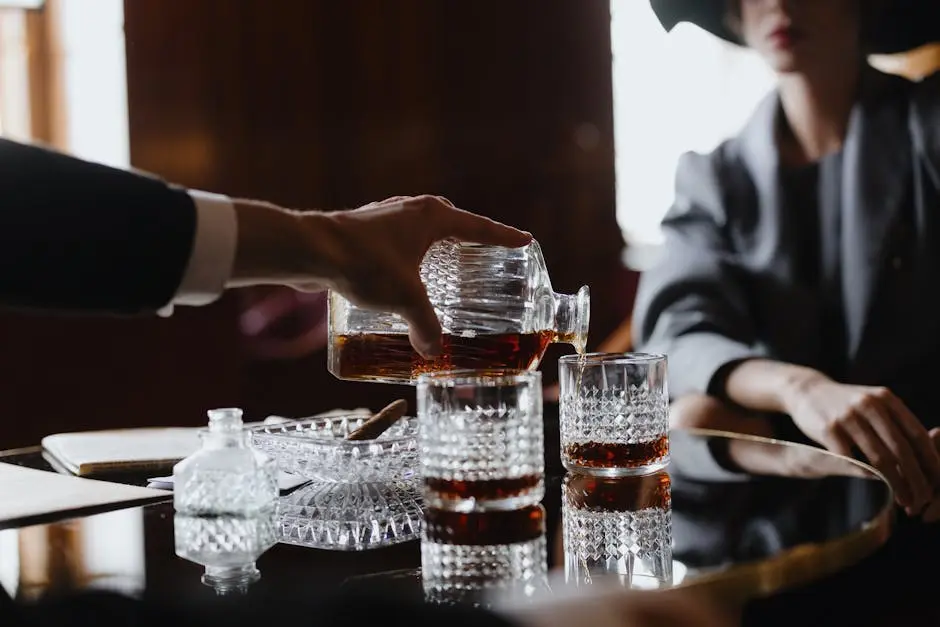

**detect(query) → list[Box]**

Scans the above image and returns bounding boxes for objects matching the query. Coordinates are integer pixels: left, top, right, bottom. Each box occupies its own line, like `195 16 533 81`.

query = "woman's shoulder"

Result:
674 139 749 198
668 90 778 222
667 141 746 226
676 88 777 185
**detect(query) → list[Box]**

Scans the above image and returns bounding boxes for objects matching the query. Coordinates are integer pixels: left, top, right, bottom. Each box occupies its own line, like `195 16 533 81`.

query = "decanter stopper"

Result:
207 407 244 432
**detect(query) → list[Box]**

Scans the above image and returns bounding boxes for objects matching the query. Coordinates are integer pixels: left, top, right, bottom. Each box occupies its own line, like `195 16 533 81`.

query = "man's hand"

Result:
231 195 532 359
921 428 940 523
780 372 940 513
308 195 531 357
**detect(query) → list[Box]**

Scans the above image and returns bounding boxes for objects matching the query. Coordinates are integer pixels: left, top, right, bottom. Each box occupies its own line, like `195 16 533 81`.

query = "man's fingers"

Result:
396 279 443 358
372 196 410 206
429 202 532 248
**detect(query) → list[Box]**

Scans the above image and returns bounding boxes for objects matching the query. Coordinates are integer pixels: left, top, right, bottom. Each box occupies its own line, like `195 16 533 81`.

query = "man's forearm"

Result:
229 200 332 287
723 358 828 414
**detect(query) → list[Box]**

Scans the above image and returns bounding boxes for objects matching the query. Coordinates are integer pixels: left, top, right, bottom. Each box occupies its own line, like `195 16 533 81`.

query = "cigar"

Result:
346 399 408 441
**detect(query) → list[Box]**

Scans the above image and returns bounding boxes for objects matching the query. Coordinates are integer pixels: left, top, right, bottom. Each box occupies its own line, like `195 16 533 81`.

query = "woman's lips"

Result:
768 25 800 49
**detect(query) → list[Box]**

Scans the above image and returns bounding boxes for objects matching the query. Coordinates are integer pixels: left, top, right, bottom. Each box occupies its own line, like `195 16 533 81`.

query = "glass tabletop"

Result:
0 427 893 610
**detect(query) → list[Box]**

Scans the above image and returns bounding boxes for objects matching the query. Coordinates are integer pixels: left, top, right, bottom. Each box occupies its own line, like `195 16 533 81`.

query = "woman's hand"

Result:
781 373 940 513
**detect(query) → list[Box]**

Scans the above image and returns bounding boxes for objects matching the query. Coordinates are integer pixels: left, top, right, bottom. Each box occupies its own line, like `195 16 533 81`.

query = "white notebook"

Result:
41 408 371 476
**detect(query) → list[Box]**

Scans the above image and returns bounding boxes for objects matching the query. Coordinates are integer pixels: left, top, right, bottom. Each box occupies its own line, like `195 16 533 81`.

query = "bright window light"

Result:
610 0 776 250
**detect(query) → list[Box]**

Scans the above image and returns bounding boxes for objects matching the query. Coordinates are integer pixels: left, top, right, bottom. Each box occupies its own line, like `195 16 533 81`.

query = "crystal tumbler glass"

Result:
418 369 544 512
559 353 669 476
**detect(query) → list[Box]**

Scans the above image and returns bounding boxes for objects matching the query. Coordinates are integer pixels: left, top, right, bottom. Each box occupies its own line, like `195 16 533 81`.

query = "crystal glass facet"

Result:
250 413 423 550
559 353 669 476
421 505 549 607
418 370 544 512
250 414 419 483
562 471 673 589
173 408 279 517
174 510 277 595
328 239 590 384
276 480 423 551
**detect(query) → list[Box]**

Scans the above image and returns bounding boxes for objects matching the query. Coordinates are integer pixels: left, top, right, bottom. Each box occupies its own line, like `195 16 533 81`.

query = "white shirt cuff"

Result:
157 190 238 317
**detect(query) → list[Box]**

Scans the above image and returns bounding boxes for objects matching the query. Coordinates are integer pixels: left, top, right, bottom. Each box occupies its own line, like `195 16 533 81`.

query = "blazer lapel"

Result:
737 92 788 272
841 71 913 359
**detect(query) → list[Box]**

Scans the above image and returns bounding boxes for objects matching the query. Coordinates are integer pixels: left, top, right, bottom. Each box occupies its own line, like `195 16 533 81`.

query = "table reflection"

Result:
0 508 146 601
173 511 277 595
421 506 549 607
668 430 892 589
562 470 674 589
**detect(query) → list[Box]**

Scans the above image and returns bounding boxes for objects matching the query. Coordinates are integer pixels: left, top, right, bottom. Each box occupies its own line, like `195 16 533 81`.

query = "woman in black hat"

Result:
632 0 940 517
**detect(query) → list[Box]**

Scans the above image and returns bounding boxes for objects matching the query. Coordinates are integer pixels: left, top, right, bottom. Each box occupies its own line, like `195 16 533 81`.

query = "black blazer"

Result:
0 139 197 314
632 70 940 422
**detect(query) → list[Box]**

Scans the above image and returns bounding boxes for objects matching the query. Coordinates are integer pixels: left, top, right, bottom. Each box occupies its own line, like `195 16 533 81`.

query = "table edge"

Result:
670 427 895 601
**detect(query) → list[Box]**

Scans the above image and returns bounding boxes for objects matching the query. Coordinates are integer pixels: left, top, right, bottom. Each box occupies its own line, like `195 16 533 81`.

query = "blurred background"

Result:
0 0 936 448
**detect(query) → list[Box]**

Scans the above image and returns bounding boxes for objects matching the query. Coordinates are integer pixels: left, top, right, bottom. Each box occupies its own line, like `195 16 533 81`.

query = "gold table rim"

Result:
662 427 894 602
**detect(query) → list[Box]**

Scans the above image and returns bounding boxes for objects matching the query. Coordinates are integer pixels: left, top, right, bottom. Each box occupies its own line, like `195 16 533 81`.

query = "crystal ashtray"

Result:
250 414 420 483
277 480 423 550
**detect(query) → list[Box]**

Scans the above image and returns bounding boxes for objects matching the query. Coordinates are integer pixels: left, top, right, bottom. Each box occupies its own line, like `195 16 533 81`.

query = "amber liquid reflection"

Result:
564 470 671 512
424 505 546 546
422 505 549 607
564 436 670 472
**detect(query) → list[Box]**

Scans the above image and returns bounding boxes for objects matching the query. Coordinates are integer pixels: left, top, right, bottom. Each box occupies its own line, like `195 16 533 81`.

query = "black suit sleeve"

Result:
0 138 197 314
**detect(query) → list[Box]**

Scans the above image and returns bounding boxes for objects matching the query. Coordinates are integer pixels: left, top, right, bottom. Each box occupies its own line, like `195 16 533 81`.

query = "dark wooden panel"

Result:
0 0 630 443
0 303 241 449
122 0 627 419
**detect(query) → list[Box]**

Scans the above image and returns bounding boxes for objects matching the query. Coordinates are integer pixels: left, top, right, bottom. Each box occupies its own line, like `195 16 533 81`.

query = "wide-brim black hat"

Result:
650 0 940 55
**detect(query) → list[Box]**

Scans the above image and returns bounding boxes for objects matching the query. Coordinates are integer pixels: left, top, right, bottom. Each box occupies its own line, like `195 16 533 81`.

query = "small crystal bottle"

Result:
173 408 279 516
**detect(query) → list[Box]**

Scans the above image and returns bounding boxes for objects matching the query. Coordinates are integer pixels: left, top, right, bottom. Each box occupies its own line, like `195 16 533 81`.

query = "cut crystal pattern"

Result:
422 535 548 606
277 480 423 551
251 415 419 483
420 403 544 484
563 503 673 588
561 382 668 446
